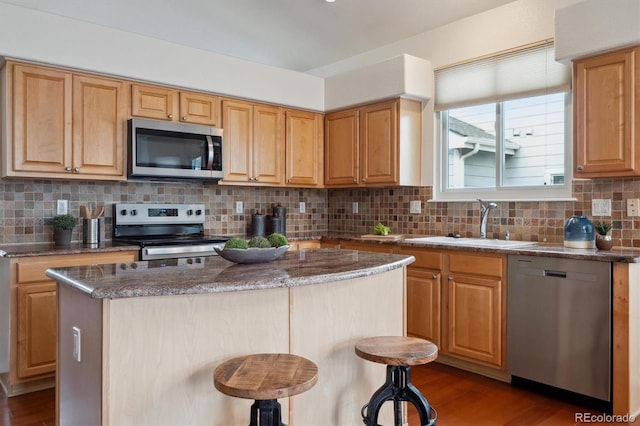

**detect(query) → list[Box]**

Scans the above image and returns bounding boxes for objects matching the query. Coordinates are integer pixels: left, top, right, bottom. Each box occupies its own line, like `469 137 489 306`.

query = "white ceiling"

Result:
1 0 516 72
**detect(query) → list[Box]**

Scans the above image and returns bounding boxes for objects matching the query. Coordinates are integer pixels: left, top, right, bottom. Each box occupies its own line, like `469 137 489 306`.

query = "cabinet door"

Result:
446 273 503 367
285 110 323 187
253 104 284 185
222 99 253 183
324 108 359 186
360 100 398 185
179 91 220 126
11 64 72 174
72 74 127 178
16 283 57 379
407 268 441 347
131 84 178 121
574 46 640 177
340 241 394 253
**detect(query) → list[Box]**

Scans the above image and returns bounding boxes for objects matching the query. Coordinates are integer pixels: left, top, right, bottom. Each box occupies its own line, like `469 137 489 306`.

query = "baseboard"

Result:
0 372 55 397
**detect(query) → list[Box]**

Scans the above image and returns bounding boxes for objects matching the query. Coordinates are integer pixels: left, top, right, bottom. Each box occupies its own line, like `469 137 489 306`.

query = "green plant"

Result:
373 223 391 236
248 236 272 248
51 214 76 231
594 221 613 236
267 233 289 248
224 237 249 249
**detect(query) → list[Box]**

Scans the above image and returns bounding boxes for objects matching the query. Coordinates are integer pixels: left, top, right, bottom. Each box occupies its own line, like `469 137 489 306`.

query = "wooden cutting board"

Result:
360 234 405 241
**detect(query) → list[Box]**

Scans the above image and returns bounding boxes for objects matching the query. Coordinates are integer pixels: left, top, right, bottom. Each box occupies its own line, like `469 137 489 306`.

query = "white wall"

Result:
0 3 324 111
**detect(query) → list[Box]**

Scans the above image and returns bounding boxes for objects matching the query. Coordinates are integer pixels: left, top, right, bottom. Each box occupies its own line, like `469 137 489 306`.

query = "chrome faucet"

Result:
478 199 498 239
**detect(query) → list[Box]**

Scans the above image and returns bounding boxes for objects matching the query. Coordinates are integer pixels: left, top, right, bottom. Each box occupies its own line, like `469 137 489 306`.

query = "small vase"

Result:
54 229 73 247
596 235 613 251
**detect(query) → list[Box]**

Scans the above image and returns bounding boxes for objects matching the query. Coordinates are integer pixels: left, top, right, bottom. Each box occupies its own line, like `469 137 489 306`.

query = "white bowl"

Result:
214 245 290 264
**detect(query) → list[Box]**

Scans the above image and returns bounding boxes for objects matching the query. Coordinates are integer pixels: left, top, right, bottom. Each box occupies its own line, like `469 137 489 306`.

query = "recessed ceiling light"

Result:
326 0 336 3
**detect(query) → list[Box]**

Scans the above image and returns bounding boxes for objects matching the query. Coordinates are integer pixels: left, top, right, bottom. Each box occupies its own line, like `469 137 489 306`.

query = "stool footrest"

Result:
361 365 437 426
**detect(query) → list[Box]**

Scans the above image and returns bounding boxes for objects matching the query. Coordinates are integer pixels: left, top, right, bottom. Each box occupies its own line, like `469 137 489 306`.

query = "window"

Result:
434 41 573 201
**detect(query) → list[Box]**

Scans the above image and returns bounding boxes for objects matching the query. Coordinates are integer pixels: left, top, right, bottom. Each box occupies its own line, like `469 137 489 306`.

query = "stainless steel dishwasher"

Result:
507 255 611 402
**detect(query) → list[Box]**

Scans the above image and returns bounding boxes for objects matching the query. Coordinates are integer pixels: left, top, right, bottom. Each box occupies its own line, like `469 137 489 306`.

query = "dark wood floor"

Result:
0 363 626 425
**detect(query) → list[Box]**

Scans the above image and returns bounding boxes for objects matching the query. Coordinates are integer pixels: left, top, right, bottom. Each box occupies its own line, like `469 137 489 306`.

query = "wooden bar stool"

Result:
213 353 318 426
355 336 438 426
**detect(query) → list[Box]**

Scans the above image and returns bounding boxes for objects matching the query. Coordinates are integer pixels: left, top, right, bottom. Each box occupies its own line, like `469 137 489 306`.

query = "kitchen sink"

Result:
403 236 538 248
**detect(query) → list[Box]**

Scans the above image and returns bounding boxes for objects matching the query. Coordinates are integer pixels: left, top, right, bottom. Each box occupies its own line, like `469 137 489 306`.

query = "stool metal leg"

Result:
249 399 286 426
361 365 437 426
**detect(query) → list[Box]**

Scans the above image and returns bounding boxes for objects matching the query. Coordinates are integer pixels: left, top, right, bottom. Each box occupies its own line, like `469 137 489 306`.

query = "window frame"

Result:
433 92 574 202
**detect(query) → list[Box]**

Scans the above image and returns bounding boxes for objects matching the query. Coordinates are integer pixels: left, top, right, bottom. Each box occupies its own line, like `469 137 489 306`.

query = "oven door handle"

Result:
144 244 219 257
205 135 214 170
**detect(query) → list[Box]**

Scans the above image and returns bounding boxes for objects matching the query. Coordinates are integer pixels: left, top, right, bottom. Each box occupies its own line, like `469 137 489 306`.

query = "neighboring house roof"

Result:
448 116 520 155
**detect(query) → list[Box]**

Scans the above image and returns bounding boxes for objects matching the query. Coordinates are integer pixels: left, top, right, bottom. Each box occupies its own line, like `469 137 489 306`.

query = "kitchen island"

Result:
46 248 414 425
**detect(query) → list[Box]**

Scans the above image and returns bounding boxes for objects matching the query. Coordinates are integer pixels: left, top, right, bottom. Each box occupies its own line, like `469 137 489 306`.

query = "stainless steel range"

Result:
113 203 230 260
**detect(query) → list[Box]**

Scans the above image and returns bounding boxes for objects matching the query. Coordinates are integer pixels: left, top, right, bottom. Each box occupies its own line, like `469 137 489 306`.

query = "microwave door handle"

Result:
205 135 214 170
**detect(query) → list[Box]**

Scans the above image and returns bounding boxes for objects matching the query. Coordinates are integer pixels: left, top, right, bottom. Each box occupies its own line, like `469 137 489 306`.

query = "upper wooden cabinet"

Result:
285 109 323 187
574 46 640 178
2 62 128 180
131 83 220 127
221 99 284 185
324 98 422 187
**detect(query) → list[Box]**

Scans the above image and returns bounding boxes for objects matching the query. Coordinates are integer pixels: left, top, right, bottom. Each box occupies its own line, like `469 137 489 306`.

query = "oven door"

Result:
129 118 223 180
141 243 225 260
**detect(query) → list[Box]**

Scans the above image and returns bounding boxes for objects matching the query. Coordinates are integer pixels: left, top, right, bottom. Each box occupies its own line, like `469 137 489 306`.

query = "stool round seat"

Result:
214 353 318 401
355 336 438 366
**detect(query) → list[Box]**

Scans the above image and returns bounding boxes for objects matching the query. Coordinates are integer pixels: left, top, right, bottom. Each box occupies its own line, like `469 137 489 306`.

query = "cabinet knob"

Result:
181 116 187 121
362 178 367 182
288 179 292 183
65 167 72 172
448 275 453 281
167 114 173 119
73 167 80 173
577 165 584 171
433 274 437 279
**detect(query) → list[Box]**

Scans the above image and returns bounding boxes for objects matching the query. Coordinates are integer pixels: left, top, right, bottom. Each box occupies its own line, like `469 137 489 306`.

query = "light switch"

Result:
410 200 421 214
299 202 306 213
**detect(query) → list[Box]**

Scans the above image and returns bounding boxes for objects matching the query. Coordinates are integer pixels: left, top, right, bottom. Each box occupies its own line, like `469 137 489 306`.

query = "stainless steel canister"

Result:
82 218 101 246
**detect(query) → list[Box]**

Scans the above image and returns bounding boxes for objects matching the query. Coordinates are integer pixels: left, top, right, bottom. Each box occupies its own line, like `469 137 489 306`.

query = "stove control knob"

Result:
195 209 202 215
130 209 138 216
186 209 193 216
120 209 127 216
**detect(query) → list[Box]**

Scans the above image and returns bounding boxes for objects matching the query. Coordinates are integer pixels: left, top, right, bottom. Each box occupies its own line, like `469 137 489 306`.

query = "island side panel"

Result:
289 268 406 425
102 288 290 426
58 284 104 426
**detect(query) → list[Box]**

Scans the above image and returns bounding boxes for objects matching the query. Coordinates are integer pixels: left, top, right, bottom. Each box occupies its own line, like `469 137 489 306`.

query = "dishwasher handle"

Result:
544 269 567 278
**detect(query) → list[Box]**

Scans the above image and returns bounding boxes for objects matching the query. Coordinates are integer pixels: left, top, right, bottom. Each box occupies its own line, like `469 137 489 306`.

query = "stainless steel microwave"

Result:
128 118 223 180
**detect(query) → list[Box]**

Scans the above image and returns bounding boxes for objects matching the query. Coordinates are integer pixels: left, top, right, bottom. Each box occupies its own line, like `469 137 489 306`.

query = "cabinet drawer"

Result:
397 247 442 270
16 252 137 284
448 253 503 277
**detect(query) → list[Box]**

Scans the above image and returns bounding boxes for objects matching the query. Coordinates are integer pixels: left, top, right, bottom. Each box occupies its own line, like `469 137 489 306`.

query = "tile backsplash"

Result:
2 177 640 247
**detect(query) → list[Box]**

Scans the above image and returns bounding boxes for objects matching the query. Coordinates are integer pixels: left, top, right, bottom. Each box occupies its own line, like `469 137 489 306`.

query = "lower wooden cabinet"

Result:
340 241 395 253
443 252 506 369
0 250 138 395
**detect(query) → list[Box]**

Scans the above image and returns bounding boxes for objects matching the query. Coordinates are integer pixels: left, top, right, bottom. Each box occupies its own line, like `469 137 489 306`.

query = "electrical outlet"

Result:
299 202 306 214
235 201 243 214
592 199 611 216
410 200 421 214
56 200 68 215
627 199 640 217
352 202 358 214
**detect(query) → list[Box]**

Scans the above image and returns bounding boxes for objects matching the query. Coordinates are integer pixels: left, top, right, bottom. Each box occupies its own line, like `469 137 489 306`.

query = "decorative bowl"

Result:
214 245 290 264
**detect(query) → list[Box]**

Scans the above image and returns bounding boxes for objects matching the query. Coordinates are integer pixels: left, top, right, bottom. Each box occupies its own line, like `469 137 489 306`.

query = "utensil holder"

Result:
83 218 101 246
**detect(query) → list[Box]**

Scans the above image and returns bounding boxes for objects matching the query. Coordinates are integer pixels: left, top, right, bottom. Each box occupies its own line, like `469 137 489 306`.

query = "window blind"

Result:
434 41 571 111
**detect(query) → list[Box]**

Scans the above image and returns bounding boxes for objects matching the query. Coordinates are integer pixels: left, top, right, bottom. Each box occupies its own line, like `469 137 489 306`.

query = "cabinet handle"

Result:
577 165 584 171
167 114 173 119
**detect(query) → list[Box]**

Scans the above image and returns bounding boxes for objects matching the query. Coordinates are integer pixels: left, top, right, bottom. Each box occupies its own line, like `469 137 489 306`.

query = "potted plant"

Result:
594 221 613 250
51 214 76 246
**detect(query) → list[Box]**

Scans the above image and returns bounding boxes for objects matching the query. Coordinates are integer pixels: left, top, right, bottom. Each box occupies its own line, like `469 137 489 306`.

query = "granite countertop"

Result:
0 241 140 258
329 234 640 263
45 248 415 299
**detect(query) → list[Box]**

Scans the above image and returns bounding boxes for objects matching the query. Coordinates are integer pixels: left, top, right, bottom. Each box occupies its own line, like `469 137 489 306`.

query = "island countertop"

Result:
45 248 415 299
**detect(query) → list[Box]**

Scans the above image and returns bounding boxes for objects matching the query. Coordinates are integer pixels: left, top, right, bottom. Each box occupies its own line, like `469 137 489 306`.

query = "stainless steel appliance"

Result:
113 203 230 260
507 255 611 403
128 118 223 180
